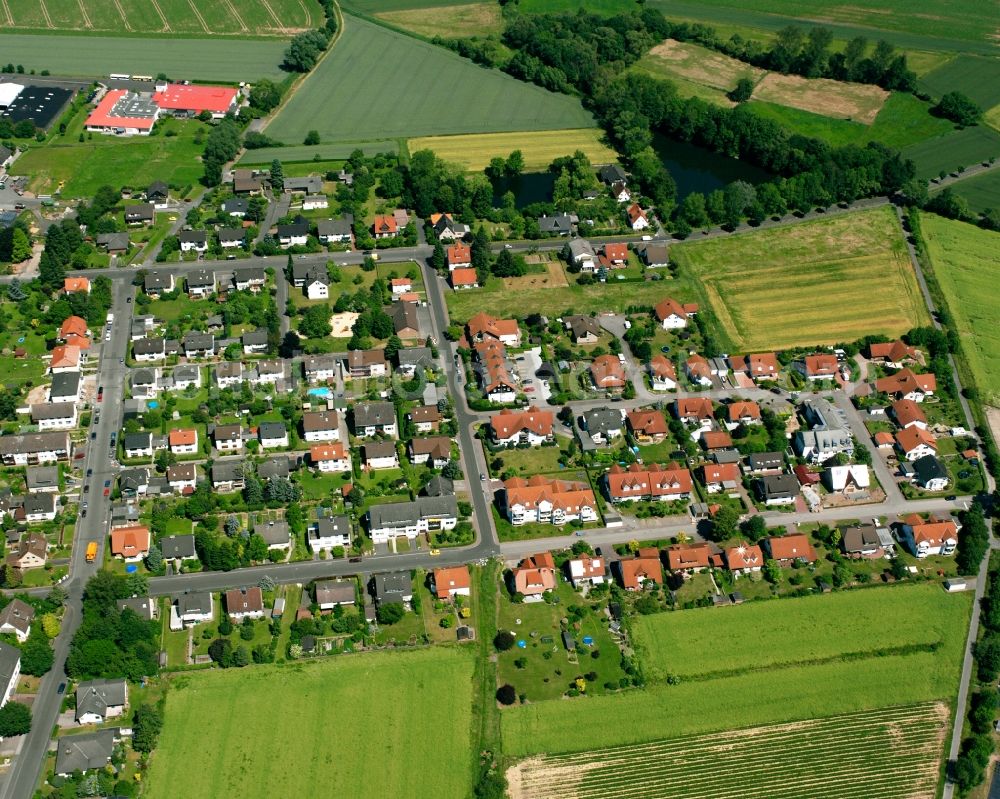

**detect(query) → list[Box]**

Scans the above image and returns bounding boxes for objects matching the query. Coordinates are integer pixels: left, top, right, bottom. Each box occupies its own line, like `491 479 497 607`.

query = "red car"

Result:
103 488 110 497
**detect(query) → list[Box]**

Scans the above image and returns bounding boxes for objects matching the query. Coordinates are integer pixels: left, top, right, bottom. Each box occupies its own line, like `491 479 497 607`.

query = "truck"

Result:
106 312 114 324
85 542 98 563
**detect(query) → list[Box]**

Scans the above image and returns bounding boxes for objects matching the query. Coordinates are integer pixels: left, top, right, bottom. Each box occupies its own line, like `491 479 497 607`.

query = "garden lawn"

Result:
632 582 968 680
147 649 475 799
0 34 288 80
408 129 616 173
265 15 595 145
920 214 1000 404
670 206 930 351
488 443 568 477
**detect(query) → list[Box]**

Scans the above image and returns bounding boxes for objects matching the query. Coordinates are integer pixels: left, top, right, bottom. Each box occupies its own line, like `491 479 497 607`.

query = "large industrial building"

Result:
84 81 240 136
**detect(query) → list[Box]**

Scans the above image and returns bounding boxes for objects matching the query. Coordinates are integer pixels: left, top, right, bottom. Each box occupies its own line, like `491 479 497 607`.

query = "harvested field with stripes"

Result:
507 702 948 799
671 206 930 351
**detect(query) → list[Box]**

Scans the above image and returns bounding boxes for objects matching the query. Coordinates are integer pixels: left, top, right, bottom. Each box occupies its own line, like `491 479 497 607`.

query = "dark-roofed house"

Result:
396 346 433 376
174 592 213 626
0 598 34 642
25 466 59 494
315 579 356 609
123 432 153 459
308 514 351 552
75 678 128 724
233 266 266 291
756 474 800 506
563 314 601 344
225 586 265 620
347 349 388 379
317 215 354 244
391 302 420 338
302 410 340 442
259 422 289 449
55 730 117 776
179 229 208 253
182 331 215 358
747 452 785 474
134 336 166 362
537 214 576 236
118 468 150 498
366 496 458 544
841 524 885 559
219 227 246 249
242 328 269 355
96 232 129 254
0 641 18 706
583 408 624 445
637 241 668 267
364 440 399 470
277 221 309 248
371 572 412 606
212 460 245 492
912 454 949 492
213 423 244 453
222 197 249 217
257 456 292 480
117 595 156 620
161 534 197 567
423 474 454 497
125 203 154 225
0 431 72 465
353 401 397 438
233 169 263 195
143 272 175 297
408 436 451 468
186 269 215 298
254 520 291 552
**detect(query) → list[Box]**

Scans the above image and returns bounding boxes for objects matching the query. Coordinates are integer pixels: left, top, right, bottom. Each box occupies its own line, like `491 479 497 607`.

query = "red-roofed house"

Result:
765 533 816 564
896 426 937 461
432 565 471 599
59 316 89 342
110 525 151 562
450 268 479 290
740 352 780 381
599 243 629 269
724 542 763 575
447 242 471 270
701 430 733 451
649 355 677 391
626 409 668 442
654 297 693 329
63 277 91 295
868 340 919 368
675 397 714 427
310 443 350 472
874 431 895 449
372 214 398 239
875 369 937 402
797 354 839 381
503 477 598 527
685 354 712 387
490 407 554 446
901 517 959 558
169 428 198 455
891 399 927 430
617 550 662 590
390 277 412 296
726 401 761 428
667 542 717 573
590 355 626 390
510 553 556 600
626 203 649 230
467 312 521 347
49 345 81 373
701 462 741 495
152 83 239 117
567 554 605 587
604 463 692 503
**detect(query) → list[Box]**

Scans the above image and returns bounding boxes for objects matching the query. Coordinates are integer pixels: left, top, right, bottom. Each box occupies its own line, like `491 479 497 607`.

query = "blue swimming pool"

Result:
147 401 159 409
308 388 332 398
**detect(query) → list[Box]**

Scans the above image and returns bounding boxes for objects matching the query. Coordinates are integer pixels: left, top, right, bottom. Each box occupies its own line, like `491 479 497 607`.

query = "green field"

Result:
0 33 288 80
647 0 997 53
921 213 1000 404
342 0 477 11
265 15 596 145
146 649 475 799
238 141 399 165
15 116 208 197
918 55 1000 109
633 583 967 681
508 702 948 799
938 169 1000 214
3 0 310 35
670 206 931 351
903 126 1000 180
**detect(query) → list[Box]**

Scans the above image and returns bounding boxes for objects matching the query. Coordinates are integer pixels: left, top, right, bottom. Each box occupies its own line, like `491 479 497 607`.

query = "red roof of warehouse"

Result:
85 90 156 131
153 84 238 114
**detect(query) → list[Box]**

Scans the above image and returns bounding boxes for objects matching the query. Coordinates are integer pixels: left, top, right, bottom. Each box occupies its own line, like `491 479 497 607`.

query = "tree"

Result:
762 559 782 584
21 624 53 676
249 78 283 112
208 638 233 667
739 514 767 542
494 630 516 651
728 78 754 103
303 130 320 146
9 227 30 263
269 159 284 193
957 505 990 576
132 704 163 753
144 544 163 573
0 702 30 738
232 645 250 667
496 684 517 705
932 91 982 127
283 29 330 72
299 304 332 338
376 603 405 625
246 533 268 562
41 613 60 639
711 505 740 539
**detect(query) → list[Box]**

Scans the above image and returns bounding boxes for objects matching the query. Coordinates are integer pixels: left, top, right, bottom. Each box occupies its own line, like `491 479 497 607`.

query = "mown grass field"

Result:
408 129 616 172
921 214 1000 404
0 33 288 80
238 141 399 165
2 0 309 34
16 115 207 197
903 126 1000 180
343 0 478 11
633 583 966 681
376 2 502 38
918 55 1000 109
266 15 595 145
670 207 930 351
146 649 475 799
937 169 1000 214
445 260 674 322
507 702 948 799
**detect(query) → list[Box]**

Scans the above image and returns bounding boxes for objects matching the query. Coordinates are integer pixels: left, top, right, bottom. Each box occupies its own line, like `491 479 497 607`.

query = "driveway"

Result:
514 347 550 403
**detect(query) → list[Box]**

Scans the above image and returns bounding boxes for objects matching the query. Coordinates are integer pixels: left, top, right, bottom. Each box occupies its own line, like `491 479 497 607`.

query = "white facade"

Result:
305 280 329 300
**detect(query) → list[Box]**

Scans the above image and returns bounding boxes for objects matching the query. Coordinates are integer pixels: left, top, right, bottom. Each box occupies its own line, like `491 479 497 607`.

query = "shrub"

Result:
496 684 517 705
494 630 516 651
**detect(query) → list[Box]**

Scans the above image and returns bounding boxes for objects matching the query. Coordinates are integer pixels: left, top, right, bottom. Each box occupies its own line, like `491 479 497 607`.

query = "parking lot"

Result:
513 347 551 403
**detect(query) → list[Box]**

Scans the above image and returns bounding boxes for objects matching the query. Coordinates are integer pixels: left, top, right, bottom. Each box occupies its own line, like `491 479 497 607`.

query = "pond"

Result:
653 133 772 198
492 171 555 209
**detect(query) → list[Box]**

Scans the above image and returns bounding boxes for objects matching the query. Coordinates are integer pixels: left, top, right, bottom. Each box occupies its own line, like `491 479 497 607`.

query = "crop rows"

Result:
508 702 946 799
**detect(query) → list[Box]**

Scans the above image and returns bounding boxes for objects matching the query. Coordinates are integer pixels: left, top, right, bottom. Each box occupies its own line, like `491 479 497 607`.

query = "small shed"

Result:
561 630 575 651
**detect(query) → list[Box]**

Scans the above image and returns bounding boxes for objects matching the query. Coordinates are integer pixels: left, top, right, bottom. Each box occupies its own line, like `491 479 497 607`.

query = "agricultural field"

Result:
1 0 310 35
507 702 948 799
407 129 616 173
265 15 596 146
15 115 208 197
753 72 887 124
921 213 1000 404
376 2 502 38
936 169 1000 214
903 126 1000 180
238 141 399 166
635 39 763 97
0 33 288 80
918 55 1000 109
445 258 672 322
342 0 478 11
632 583 966 681
146 649 475 799
670 207 930 352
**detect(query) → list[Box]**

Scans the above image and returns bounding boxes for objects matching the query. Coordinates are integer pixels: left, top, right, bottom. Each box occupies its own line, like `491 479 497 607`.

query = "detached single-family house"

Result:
125 203 155 226
363 441 399 470
583 408 623 444
182 331 215 358
912 454 949 491
169 428 198 455
567 555 605 587
823 464 871 495
242 328 269 355
143 272 175 297
160 534 196 567
302 410 340 442
467 312 521 347
277 222 309 248
352 401 397 438
110 525 151 562
225 587 265 620
346 349 388 379
254 520 292 553
447 242 472 270
755 474 800 506
626 203 649 230
896 426 937 461
537 214 576 236
564 314 601 344
875 368 937 402
685 354 713 387
310 443 350 473
765 533 816 565
724 542 763 575
667 542 716 573
308 515 352 552
617 550 663 590
55 730 117 777
372 572 412 605
372 214 398 239
626 408 669 442
649 355 677 391
222 198 249 217
901 516 959 558
6 533 48 570
430 212 470 241
432 566 472 599
868 340 919 368
509 552 557 601
408 436 451 468
654 298 696 330
409 405 442 433
489 407 553 447
174 592 213 626
123 432 154 459
75 679 128 725
0 599 35 642
258 422 289 449
134 337 166 362
23 493 57 522
590 354 626 390
179 230 208 253
796 354 840 381
211 460 245 492
316 216 353 245
314 578 355 608
218 227 245 249
701 462 741 495
31 402 78 431
167 463 197 493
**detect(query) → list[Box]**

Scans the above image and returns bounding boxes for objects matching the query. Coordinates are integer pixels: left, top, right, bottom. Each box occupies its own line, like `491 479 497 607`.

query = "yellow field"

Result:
377 3 501 38
985 103 1000 133
408 129 616 172
640 39 764 93
753 73 889 124
671 207 931 351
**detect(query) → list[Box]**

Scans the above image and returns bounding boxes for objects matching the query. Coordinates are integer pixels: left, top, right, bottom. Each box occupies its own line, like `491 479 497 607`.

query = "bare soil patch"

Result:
329 311 359 337
377 3 500 39
503 261 568 290
753 72 889 123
